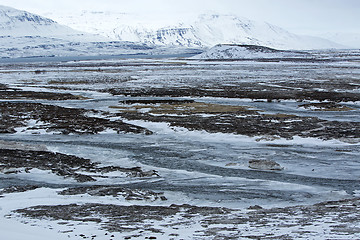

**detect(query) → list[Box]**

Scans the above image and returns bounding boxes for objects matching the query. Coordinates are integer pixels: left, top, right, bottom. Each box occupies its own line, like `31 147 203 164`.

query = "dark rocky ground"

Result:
0 83 86 100
106 85 360 102
102 75 360 142
0 185 166 201
58 185 167 201
0 148 159 182
0 101 152 135
114 100 360 141
0 89 86 100
299 102 355 111
12 195 360 239
0 185 39 196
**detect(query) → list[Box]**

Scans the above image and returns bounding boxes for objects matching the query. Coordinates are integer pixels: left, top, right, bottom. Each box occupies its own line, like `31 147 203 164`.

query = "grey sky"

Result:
1 0 359 34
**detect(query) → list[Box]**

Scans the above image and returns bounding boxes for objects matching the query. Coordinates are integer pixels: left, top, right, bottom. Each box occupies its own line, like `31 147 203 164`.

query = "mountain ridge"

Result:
0 5 349 59
0 5 178 58
0 4 107 42
43 11 345 50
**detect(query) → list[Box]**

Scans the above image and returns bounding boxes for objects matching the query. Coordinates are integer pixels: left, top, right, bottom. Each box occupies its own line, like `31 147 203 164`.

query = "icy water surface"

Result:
1 130 359 208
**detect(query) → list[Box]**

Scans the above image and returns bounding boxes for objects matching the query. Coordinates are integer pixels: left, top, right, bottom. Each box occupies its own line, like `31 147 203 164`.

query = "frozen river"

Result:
1 94 359 208
1 52 360 239
0 53 359 207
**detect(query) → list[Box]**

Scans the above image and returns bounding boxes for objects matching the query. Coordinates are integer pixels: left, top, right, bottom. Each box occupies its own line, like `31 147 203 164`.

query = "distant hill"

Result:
192 44 309 59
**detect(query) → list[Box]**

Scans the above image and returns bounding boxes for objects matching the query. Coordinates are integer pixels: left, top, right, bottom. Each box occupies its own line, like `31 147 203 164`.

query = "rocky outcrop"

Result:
248 159 284 171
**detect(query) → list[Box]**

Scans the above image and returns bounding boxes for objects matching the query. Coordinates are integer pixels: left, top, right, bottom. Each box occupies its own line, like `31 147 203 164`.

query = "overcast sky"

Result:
1 0 359 34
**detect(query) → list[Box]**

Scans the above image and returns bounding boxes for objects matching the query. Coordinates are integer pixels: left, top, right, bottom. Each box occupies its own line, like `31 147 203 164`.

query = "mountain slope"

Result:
0 5 106 41
0 5 180 58
44 11 344 50
189 15 344 50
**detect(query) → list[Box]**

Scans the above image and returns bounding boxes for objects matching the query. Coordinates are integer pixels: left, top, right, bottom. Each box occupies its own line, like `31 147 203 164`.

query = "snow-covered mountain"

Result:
0 5 347 59
192 44 308 59
0 5 180 58
0 5 106 42
44 11 345 50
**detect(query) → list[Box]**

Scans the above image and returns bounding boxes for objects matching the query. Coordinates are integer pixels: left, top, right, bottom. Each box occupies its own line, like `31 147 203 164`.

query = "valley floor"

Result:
0 52 360 239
